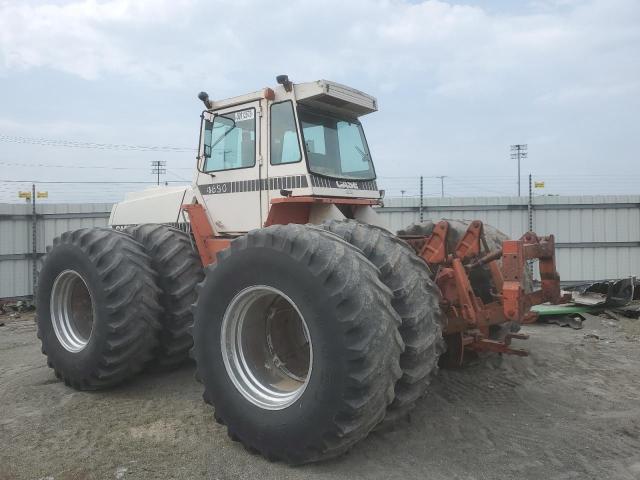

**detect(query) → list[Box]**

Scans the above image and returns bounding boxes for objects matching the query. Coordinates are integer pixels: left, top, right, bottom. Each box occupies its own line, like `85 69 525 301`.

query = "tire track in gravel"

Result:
2 314 640 479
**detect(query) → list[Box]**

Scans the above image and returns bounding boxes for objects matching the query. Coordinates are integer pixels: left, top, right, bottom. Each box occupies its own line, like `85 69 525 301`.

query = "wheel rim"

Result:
50 270 95 353
221 285 312 410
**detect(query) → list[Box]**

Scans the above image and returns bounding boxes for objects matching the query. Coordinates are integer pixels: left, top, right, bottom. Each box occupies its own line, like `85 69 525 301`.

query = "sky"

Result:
0 0 639 202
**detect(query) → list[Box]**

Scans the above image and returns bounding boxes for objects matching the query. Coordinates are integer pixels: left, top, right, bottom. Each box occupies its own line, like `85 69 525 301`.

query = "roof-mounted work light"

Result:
276 75 293 92
198 91 213 109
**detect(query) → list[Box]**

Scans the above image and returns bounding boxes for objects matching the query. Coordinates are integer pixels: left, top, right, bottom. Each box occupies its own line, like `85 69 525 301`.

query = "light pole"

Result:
510 144 528 196
18 186 48 301
436 176 447 197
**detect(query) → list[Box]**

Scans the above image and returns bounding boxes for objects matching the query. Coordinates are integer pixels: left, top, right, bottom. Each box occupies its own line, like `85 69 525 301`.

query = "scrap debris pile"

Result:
0 299 34 325
532 277 640 329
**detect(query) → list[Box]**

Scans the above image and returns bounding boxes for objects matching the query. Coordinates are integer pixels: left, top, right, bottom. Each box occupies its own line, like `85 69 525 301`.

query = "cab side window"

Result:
204 108 256 172
270 101 301 165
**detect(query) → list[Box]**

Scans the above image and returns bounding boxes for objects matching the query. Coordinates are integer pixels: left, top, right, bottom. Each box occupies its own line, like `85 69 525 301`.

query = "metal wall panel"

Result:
0 203 110 298
0 259 30 298
1 196 639 298
379 196 531 239
378 195 640 282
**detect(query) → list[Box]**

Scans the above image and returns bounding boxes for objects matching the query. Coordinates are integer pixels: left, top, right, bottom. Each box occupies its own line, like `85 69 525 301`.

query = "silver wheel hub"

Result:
50 270 94 353
221 285 312 410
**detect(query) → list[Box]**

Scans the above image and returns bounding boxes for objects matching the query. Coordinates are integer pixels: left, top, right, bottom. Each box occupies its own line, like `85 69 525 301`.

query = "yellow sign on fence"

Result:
37 191 49 198
18 191 32 200
534 181 545 188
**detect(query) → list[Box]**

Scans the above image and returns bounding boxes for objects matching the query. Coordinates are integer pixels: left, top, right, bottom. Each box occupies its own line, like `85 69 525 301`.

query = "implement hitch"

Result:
402 220 566 367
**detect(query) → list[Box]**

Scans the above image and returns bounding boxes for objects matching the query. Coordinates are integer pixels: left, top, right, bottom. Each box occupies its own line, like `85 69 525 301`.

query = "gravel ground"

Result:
1 311 639 480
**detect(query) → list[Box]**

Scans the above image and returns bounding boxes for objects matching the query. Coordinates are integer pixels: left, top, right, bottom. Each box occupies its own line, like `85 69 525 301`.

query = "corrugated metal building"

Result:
0 203 111 298
1 195 638 298
379 195 640 283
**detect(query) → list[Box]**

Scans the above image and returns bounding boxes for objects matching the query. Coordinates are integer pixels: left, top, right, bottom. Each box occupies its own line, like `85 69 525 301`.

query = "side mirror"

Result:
203 144 212 158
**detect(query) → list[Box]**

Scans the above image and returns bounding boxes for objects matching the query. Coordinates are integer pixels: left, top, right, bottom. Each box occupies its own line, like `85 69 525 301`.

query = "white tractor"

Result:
36 76 562 464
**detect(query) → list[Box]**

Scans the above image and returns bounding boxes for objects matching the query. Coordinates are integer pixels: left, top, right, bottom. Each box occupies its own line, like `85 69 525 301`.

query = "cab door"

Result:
264 99 307 211
195 102 262 234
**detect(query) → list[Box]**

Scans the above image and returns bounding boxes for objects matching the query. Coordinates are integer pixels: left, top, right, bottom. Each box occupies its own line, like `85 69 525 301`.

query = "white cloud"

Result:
0 0 638 196
0 0 194 81
1 0 637 95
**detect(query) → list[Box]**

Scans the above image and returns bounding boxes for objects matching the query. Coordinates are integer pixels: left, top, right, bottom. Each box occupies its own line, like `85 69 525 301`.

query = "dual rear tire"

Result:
193 222 444 463
320 220 445 426
193 224 405 463
36 225 200 389
127 224 203 368
36 228 162 389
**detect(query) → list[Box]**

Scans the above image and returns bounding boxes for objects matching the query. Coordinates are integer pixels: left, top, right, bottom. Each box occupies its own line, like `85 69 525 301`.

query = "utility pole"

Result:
32 183 37 301
527 174 534 279
151 160 167 185
510 144 528 196
528 174 533 232
436 175 447 197
419 176 424 222
400 190 406 198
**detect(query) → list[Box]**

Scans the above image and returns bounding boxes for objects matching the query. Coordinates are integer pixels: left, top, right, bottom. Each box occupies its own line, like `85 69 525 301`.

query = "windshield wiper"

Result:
210 115 237 149
354 145 370 160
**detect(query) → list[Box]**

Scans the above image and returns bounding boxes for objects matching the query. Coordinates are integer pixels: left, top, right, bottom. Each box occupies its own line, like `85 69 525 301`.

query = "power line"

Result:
0 134 195 152
0 161 149 171
167 170 192 182
0 161 195 171
0 179 186 184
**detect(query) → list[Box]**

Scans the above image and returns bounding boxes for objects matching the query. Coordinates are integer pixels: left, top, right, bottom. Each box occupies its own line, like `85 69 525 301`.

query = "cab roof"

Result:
210 79 378 118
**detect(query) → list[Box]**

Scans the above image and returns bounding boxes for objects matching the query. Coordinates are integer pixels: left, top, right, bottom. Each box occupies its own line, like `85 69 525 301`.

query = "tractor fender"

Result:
308 203 389 231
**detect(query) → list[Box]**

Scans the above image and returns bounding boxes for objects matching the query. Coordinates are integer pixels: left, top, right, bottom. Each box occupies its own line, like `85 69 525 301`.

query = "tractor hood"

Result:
109 185 194 228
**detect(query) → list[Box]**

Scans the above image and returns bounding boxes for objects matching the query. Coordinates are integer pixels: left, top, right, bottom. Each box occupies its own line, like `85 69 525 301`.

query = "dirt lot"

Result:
1 312 639 480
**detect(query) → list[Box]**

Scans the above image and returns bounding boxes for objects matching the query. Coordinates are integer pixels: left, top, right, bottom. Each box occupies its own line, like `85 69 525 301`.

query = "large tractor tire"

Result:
127 224 203 368
192 224 403 464
321 220 445 426
36 228 161 390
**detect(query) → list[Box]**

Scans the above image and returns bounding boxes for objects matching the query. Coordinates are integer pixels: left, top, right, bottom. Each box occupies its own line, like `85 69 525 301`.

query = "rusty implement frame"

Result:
401 220 565 366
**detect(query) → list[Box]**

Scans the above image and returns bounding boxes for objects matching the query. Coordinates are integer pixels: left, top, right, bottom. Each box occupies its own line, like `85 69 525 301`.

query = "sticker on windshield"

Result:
234 110 255 122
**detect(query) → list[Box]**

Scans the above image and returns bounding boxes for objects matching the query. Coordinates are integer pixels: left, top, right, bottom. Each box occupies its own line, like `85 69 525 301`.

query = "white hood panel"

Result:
109 185 194 227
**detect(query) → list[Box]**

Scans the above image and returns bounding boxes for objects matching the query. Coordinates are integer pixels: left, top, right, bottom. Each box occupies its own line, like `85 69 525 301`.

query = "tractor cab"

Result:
109 77 385 234
193 77 383 233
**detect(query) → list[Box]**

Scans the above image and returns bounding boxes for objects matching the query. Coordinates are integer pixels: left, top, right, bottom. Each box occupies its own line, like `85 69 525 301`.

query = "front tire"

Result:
193 224 403 464
36 228 161 390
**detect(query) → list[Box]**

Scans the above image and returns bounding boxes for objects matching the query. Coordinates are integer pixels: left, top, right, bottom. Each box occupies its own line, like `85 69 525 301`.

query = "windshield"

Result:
298 108 375 181
202 109 255 172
